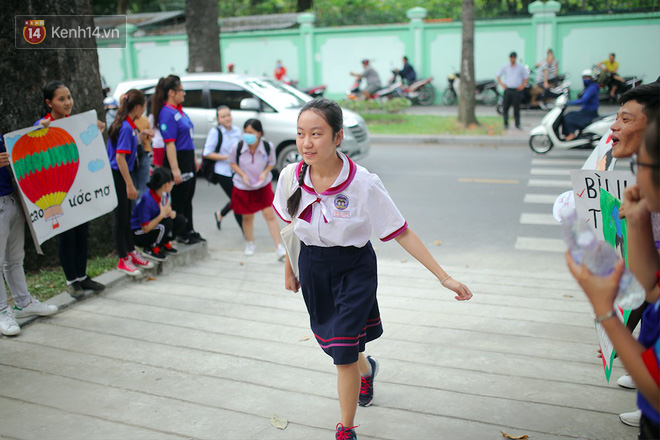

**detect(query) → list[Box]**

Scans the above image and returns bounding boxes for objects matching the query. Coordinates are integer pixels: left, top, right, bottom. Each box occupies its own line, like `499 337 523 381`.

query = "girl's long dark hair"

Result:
42 80 68 116
108 89 146 146
151 75 181 125
286 98 343 217
147 167 174 190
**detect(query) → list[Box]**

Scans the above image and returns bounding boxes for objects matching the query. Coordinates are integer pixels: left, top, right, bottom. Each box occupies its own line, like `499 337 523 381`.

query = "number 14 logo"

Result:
23 20 46 45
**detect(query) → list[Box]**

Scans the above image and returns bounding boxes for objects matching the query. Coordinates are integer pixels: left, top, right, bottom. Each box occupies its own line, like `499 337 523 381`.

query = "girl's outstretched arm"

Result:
395 228 473 301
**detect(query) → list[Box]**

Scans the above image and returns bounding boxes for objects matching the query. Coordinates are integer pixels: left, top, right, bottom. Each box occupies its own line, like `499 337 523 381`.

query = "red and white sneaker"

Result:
129 250 154 269
117 257 142 276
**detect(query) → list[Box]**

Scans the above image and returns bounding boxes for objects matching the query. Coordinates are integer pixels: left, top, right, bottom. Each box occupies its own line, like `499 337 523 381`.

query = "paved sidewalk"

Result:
0 246 638 439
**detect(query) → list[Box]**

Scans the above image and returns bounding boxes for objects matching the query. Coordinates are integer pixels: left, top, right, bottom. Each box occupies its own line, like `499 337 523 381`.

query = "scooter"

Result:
593 65 644 103
442 73 499 106
346 76 403 101
282 78 327 98
391 70 436 106
528 93 615 154
496 73 572 114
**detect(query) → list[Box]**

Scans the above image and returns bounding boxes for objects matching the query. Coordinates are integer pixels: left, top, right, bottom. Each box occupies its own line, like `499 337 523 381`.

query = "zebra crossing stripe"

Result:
530 168 571 176
531 158 585 167
520 213 560 226
528 179 572 188
515 236 566 252
524 194 560 204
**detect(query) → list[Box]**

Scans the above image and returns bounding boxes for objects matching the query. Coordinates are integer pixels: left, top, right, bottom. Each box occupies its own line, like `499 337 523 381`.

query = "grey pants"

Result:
0 194 31 310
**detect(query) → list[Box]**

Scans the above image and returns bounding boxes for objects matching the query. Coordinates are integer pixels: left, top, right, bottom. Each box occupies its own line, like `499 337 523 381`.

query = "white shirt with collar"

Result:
228 139 276 191
273 153 407 248
203 124 242 177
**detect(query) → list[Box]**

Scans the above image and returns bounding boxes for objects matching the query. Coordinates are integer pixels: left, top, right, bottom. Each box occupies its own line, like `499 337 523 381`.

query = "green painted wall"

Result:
98 10 660 104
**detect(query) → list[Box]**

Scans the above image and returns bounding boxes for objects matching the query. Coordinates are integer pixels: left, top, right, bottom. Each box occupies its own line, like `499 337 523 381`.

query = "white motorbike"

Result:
528 93 615 154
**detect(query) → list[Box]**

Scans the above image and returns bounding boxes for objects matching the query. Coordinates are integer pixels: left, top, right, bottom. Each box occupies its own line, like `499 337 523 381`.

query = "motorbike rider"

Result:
350 59 382 99
531 49 559 108
597 53 624 99
563 69 600 141
274 60 287 81
398 56 417 85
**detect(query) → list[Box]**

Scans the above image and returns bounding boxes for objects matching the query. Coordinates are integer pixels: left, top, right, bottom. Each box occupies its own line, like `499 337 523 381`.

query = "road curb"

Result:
15 241 209 328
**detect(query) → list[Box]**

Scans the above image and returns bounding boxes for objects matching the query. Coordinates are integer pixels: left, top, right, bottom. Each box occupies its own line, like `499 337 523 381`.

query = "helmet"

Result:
103 96 118 109
581 69 594 78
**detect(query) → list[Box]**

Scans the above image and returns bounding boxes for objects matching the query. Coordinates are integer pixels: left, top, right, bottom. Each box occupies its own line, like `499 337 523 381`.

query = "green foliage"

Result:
338 97 411 113
93 0 658 24
361 114 504 135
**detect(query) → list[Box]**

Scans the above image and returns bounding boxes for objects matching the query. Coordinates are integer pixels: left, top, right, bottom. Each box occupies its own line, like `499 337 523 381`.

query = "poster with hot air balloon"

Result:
4 110 117 246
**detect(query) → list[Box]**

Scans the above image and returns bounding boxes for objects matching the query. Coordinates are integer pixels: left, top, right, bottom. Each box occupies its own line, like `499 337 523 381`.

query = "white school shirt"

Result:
203 124 241 177
148 114 164 150
272 153 407 248
228 139 276 191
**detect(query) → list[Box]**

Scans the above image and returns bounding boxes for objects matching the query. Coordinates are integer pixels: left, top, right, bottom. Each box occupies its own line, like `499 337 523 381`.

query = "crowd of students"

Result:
0 73 657 439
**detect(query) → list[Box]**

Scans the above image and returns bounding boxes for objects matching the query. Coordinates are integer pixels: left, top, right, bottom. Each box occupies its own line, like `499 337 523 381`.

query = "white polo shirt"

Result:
228 139 276 191
273 153 407 248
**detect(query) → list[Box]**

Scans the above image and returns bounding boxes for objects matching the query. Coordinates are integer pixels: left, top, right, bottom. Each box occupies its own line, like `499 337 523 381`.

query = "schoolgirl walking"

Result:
272 99 473 439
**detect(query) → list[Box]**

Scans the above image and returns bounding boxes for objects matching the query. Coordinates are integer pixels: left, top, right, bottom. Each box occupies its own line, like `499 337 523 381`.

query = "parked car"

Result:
113 73 371 172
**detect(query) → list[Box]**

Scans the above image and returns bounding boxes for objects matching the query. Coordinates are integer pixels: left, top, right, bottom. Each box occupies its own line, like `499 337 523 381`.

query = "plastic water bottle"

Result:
560 207 646 310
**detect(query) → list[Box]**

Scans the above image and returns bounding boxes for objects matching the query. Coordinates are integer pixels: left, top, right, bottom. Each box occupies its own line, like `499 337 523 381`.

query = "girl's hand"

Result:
40 118 51 128
285 271 300 293
442 277 473 301
242 173 251 186
565 250 625 316
127 184 138 200
138 129 154 142
172 168 182 184
97 120 106 132
0 152 9 168
622 185 650 225
257 170 268 185
160 203 172 218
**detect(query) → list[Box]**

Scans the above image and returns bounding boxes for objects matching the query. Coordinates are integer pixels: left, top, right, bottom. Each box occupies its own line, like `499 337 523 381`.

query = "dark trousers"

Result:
112 170 135 259
216 174 243 231
502 88 522 127
639 414 660 440
164 150 196 234
563 109 598 136
133 215 187 249
58 223 89 282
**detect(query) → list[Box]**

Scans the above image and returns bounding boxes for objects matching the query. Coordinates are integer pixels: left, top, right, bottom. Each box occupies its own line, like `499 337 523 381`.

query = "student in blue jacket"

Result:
107 89 155 275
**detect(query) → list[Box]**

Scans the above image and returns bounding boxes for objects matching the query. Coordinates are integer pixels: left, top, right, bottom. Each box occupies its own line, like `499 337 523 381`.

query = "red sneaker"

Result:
117 257 141 276
162 242 178 254
129 251 155 269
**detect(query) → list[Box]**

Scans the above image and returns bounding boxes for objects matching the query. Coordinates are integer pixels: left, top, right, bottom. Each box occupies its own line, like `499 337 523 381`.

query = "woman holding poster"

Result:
36 80 106 299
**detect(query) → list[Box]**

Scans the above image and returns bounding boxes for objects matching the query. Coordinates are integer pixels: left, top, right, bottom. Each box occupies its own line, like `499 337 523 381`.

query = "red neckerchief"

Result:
164 103 184 115
126 116 137 130
43 113 70 121
149 189 161 205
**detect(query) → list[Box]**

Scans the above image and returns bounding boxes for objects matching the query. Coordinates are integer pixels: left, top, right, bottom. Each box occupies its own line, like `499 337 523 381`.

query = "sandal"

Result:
214 211 222 230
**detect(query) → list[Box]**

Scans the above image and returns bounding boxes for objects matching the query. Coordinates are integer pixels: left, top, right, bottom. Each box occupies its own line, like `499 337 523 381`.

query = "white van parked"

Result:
112 73 371 172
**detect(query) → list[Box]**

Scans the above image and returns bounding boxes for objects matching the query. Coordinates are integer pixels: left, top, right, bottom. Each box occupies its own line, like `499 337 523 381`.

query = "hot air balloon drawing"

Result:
11 126 79 229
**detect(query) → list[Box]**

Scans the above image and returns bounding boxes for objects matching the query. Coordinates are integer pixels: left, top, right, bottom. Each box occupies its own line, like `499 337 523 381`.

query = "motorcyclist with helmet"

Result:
563 69 600 141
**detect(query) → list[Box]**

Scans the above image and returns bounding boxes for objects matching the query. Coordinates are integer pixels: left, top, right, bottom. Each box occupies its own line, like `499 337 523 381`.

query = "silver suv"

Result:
113 73 370 172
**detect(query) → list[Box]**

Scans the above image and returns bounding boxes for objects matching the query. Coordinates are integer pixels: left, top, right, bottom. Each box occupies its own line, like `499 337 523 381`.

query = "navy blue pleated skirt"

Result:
298 241 383 365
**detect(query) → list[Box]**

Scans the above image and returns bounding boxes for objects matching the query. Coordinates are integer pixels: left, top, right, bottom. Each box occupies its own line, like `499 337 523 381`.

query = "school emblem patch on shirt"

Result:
160 123 167 131
333 194 350 218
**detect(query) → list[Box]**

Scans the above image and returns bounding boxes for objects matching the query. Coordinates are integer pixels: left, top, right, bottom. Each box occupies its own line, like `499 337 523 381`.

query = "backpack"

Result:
200 127 222 184
235 139 272 166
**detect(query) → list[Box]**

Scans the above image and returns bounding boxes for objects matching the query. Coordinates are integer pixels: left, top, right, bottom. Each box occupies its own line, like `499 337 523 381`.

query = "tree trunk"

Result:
185 0 221 73
118 0 129 14
0 0 113 269
297 0 313 12
0 0 105 138
458 0 478 127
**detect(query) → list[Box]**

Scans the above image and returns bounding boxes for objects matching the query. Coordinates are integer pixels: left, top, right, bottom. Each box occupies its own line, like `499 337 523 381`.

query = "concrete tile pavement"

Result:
0 245 639 439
